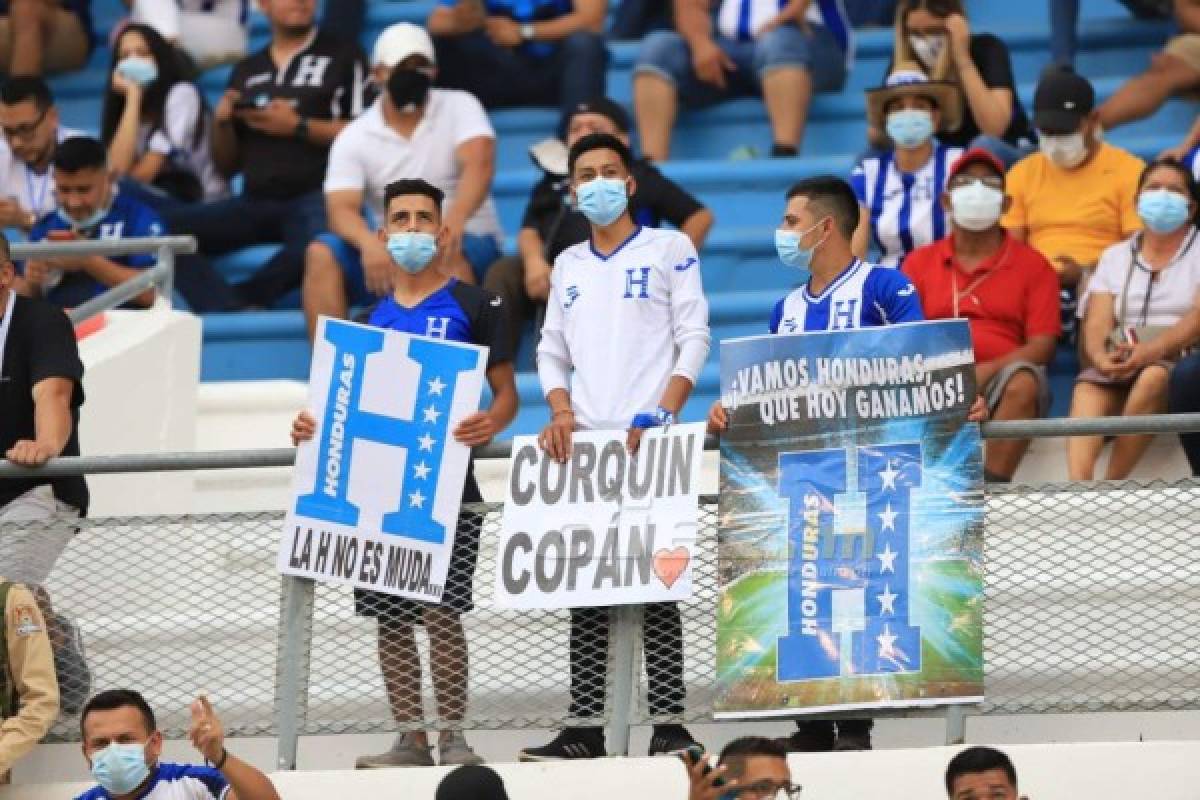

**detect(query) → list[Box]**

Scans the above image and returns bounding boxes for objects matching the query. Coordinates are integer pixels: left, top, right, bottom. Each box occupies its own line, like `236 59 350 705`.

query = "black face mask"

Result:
387 68 432 111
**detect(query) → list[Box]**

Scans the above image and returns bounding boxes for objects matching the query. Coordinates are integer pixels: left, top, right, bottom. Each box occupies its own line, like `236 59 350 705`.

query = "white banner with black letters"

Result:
495 424 706 609
278 317 486 602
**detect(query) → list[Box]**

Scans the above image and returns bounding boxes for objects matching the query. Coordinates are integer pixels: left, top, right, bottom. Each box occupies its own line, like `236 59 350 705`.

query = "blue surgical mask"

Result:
886 109 935 150
91 742 151 796
775 220 827 271
57 204 109 232
574 177 629 227
115 56 158 87
1138 188 1192 234
386 231 438 273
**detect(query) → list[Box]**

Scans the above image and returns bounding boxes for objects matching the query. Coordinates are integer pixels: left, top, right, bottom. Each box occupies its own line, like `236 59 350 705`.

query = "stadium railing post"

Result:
156 243 175 302
606 604 641 756
275 575 316 770
943 704 969 745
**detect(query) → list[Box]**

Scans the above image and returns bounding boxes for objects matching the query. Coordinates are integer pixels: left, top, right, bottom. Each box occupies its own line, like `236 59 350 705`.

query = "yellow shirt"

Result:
1002 142 1145 271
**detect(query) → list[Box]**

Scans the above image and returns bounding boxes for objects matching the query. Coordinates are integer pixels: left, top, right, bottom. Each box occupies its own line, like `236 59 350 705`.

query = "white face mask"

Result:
908 33 947 69
950 180 1005 231
1039 131 1088 169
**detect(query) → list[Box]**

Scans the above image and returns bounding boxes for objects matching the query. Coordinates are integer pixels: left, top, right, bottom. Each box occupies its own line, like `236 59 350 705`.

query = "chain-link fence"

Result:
5 474 1200 759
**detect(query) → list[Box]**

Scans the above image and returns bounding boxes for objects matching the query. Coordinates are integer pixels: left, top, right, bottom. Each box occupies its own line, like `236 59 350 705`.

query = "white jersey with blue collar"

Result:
769 258 924 334
75 763 229 800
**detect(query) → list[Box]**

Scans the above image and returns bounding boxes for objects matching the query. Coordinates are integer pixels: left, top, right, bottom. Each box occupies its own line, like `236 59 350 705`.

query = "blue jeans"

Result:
635 25 846 108
433 31 608 116
1169 352 1200 475
320 232 503 307
163 189 327 308
1050 0 1171 66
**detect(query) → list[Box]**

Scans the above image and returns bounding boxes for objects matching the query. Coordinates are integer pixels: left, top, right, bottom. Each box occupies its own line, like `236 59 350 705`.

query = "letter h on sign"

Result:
295 321 480 544
775 443 923 681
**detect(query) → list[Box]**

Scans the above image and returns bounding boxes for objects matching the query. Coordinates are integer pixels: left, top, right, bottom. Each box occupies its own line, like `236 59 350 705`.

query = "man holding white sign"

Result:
519 132 710 761
290 179 517 769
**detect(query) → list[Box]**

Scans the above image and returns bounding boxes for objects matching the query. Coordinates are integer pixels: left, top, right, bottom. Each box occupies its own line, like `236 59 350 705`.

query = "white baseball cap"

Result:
373 22 436 68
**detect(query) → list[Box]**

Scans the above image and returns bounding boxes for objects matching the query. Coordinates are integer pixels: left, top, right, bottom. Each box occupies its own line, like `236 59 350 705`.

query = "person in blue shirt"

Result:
76 688 280 800
708 175 984 751
291 178 518 769
426 0 607 116
20 136 234 311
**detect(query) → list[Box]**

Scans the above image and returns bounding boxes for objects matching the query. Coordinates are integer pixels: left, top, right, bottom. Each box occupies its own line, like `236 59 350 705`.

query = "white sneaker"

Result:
355 733 435 769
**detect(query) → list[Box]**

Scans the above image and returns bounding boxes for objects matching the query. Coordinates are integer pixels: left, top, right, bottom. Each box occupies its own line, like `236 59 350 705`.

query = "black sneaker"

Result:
833 720 873 751
787 720 835 752
518 728 606 761
647 724 699 756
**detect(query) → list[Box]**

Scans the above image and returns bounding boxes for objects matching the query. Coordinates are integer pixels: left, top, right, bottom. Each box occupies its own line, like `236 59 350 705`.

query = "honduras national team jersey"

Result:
538 226 711 432
75 763 228 800
716 0 851 60
850 143 963 267
770 258 924 334
365 279 512 369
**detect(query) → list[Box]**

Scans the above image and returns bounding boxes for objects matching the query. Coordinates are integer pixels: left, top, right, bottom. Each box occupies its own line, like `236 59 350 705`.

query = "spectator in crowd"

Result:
76 689 281 800
101 24 227 209
1048 0 1170 68
886 0 1034 167
1003 67 1143 336
1097 1 1200 132
707 177 986 750
164 0 367 309
522 133 709 761
20 136 235 311
120 0 249 69
904 148 1060 483
945 745 1021 799
632 0 851 161
1069 158 1200 480
0 577 58 781
436 765 511 800
851 66 964 266
427 0 608 118
0 0 92 76
484 96 713 356
0 76 85 235
293 180 517 769
684 737 798 800
302 22 501 339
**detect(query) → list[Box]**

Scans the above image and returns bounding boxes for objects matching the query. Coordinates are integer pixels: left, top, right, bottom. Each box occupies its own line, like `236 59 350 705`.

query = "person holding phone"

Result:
1069 157 1200 480
682 738 799 800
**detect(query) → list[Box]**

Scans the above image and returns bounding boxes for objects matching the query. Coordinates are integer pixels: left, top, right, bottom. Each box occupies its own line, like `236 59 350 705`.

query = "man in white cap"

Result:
301 22 503 339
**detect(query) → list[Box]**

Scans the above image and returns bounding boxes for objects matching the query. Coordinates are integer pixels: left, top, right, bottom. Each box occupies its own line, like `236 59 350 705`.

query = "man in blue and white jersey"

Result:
709 175 984 751
75 689 280 800
520 132 710 761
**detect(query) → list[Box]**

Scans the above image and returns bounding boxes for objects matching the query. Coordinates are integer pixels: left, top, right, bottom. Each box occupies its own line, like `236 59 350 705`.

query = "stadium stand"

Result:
33 0 1184 440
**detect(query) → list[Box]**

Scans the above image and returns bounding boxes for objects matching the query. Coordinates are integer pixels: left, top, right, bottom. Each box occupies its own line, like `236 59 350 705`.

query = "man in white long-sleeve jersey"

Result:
519 132 710 762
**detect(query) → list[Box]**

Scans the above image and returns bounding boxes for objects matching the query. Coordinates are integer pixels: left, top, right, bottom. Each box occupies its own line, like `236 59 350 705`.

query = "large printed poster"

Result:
715 320 984 717
279 317 487 602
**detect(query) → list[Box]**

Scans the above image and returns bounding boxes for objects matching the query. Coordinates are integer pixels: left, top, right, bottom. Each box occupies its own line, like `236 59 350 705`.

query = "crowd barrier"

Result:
1 416 1199 769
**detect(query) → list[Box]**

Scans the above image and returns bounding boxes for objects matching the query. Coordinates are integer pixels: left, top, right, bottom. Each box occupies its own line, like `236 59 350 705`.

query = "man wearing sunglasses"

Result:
684 737 801 800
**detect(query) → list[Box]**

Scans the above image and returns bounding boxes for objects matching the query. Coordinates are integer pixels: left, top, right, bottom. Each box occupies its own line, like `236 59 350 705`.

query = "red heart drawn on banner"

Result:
653 547 691 590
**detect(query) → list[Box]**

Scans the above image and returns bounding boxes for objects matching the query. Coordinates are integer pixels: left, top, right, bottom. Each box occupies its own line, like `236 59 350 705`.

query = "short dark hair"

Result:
53 136 108 174
568 132 633 175
1138 156 1200 221
81 689 157 738
382 178 444 217
786 175 861 239
0 75 53 110
944 746 1018 795
717 736 789 767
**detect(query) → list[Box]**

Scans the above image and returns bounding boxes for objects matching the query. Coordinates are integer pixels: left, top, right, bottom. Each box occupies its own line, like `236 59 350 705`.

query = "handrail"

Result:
3 413 1200 478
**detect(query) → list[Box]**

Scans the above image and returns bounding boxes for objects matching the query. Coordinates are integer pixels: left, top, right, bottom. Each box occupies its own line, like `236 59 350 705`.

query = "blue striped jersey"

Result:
76 763 229 800
769 258 924 334
850 143 963 268
716 0 851 60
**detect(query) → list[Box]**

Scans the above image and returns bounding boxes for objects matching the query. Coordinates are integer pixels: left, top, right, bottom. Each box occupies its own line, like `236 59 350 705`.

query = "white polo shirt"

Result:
324 92 502 240
1085 228 1200 328
0 125 86 222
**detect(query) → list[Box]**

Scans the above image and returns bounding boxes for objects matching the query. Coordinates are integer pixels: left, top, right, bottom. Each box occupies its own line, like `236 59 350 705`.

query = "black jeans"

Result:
1169 352 1200 475
568 602 686 719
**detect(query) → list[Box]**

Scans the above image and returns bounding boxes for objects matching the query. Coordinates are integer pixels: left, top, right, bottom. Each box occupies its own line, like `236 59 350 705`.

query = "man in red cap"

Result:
903 148 1061 483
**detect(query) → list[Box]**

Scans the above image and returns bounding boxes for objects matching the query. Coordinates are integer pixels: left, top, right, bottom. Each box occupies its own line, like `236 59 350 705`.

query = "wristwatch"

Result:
294 116 310 141
520 22 536 40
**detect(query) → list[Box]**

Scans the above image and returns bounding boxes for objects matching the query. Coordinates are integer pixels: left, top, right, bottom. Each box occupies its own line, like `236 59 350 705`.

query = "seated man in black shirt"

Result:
163 0 368 308
482 97 714 356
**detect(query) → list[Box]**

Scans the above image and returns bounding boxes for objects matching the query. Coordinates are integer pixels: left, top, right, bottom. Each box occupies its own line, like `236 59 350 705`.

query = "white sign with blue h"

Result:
278 317 487 601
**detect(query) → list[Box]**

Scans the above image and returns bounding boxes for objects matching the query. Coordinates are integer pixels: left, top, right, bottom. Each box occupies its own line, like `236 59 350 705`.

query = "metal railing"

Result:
12 235 196 323
1 413 1199 769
